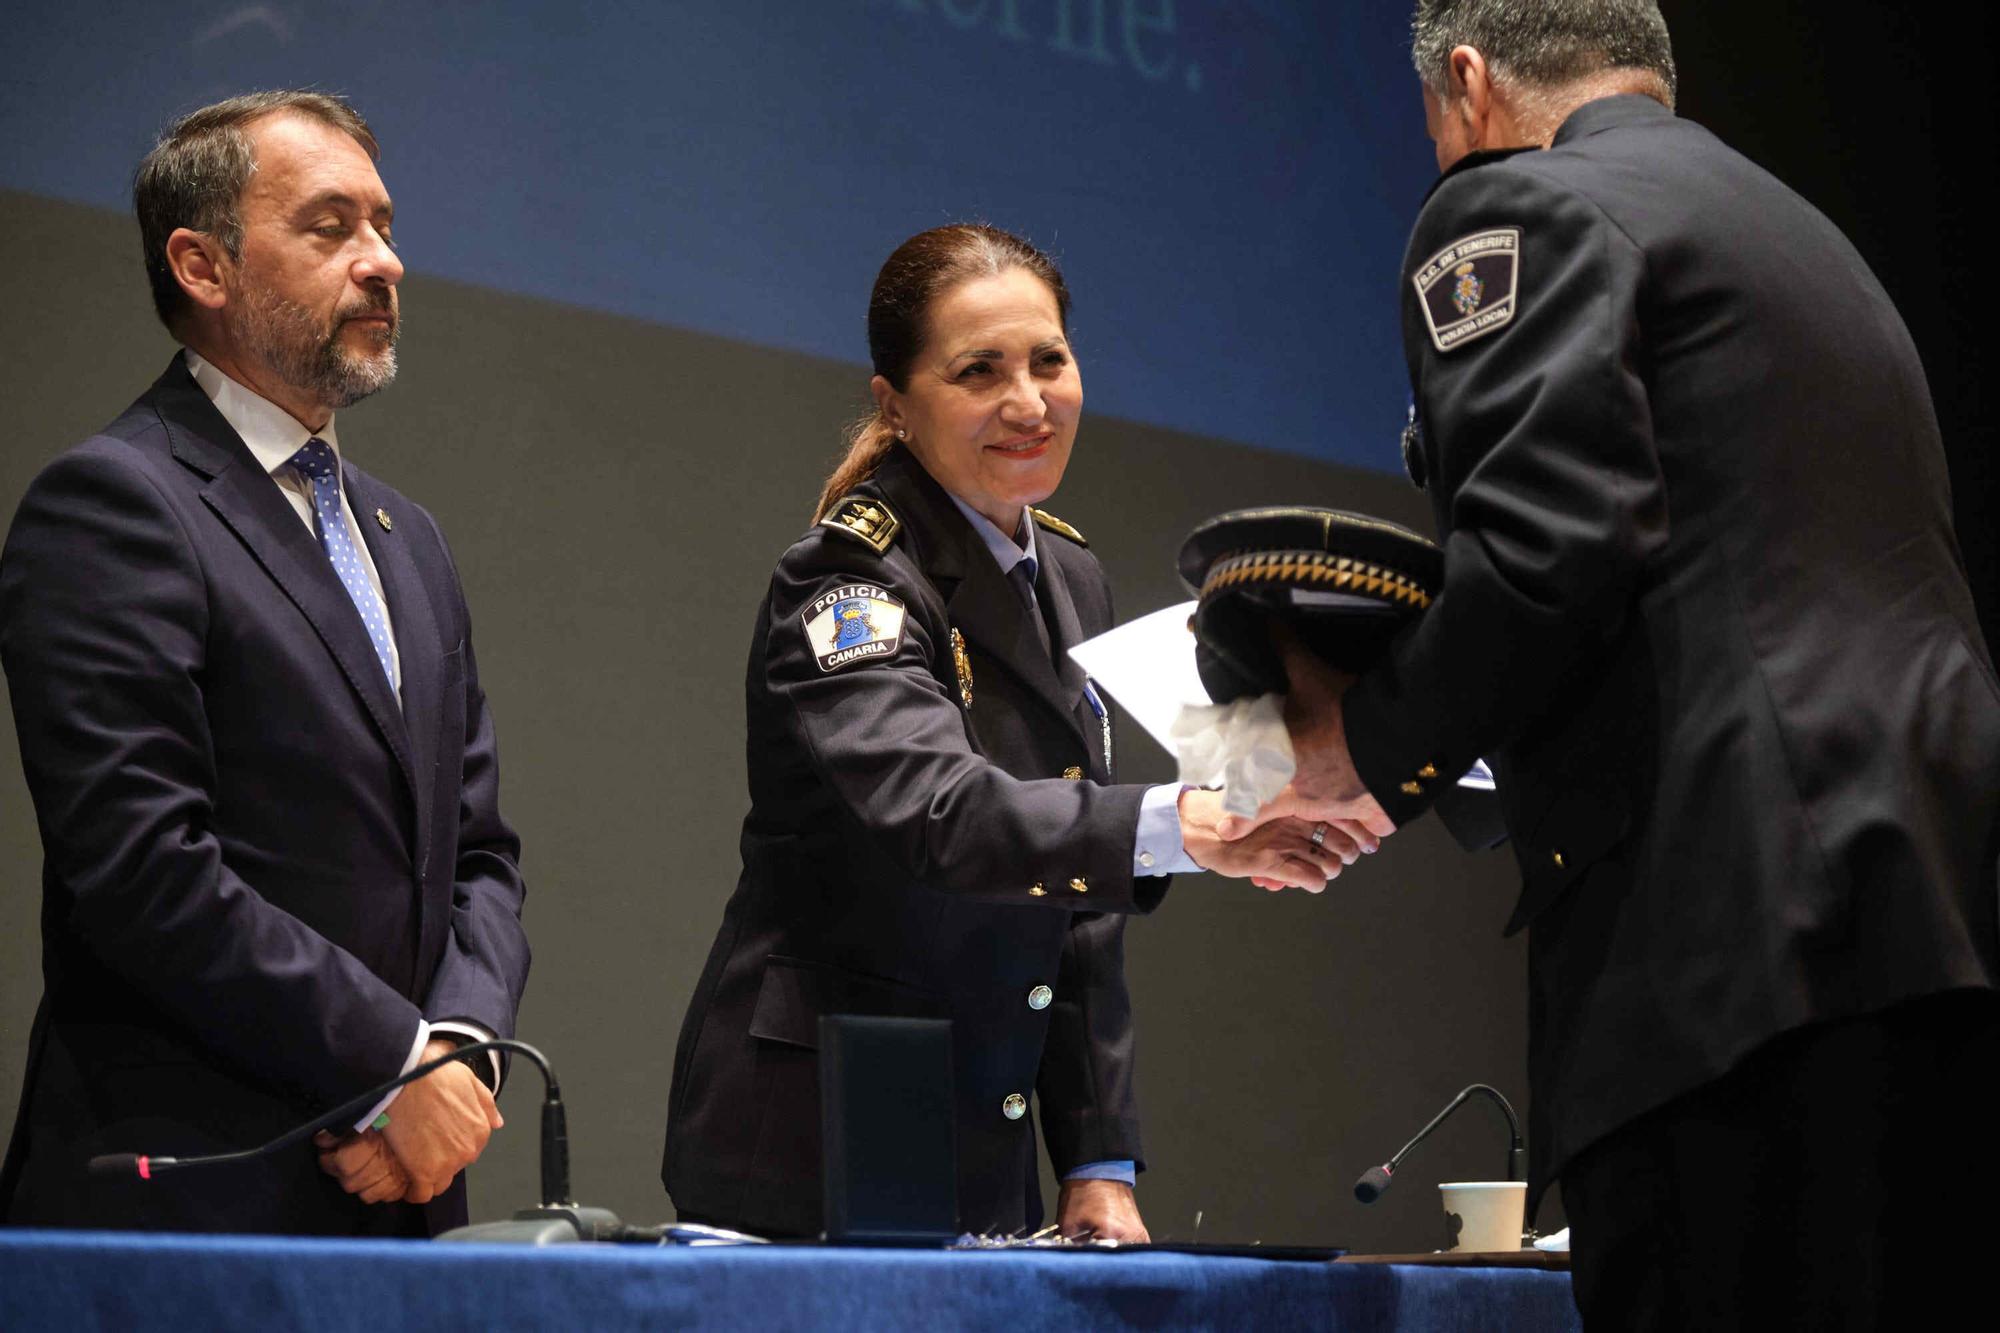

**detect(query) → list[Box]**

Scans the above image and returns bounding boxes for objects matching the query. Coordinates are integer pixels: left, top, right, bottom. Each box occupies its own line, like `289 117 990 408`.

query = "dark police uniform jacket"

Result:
663 446 1167 1236
0 359 530 1235
1342 96 2000 1206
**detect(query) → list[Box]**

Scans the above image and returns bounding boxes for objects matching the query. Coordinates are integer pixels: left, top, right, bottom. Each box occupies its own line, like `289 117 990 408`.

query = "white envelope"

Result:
1065 600 1209 755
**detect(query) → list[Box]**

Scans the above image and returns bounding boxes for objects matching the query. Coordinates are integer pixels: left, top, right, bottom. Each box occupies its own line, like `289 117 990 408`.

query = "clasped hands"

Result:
314 1037 504 1205
1184 626 1397 893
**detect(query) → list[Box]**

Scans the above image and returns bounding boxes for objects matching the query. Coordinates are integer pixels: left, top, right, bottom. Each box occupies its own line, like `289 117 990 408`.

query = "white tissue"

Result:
1170 695 1297 818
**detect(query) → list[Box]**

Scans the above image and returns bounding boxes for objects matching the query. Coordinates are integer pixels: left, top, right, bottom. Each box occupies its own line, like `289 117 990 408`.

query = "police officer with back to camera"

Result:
663 224 1355 1241
1222 2 2000 1324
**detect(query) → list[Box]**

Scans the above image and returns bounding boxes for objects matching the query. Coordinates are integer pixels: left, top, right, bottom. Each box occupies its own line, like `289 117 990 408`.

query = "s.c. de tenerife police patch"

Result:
1413 227 1520 353
803 583 907 672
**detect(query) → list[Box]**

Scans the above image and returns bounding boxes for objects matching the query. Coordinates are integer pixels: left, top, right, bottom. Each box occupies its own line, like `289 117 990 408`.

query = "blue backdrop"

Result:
1 1 1439 472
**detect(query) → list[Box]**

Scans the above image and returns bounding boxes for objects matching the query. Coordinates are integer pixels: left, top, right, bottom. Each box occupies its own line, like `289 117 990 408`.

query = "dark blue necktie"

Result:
1008 556 1055 665
288 438 396 689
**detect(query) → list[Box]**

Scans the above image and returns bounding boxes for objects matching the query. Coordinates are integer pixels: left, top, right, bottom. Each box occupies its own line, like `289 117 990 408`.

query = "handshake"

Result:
1167 504 1441 895
313 1038 505 1206
1178 626 1395 894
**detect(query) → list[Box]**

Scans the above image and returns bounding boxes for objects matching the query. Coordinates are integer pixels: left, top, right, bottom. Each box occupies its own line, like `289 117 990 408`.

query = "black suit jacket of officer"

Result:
663 445 1168 1236
1342 95 2000 1205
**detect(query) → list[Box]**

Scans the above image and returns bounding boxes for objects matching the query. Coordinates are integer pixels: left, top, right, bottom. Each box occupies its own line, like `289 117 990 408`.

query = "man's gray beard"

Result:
231 286 400 411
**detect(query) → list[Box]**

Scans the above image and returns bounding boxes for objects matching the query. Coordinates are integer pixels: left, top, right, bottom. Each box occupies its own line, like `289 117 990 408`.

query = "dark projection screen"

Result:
2 0 1438 470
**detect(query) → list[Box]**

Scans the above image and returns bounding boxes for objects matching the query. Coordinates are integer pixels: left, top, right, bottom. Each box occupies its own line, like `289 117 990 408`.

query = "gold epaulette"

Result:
1029 507 1087 547
819 495 901 554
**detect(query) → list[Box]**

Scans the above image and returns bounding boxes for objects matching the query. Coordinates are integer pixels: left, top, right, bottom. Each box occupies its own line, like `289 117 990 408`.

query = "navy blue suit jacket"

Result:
0 358 529 1235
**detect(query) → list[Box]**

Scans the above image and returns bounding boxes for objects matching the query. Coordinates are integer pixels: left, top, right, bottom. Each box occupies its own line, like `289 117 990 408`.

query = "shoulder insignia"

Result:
802 583 907 672
820 496 901 554
1412 227 1520 353
1029 507 1088 547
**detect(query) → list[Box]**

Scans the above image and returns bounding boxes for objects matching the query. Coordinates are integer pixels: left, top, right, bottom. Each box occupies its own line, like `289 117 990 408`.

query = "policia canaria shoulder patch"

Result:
1412 227 1520 353
803 583 906 672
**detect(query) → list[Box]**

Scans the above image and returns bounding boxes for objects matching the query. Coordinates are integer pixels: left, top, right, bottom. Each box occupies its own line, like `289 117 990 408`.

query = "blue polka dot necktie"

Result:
288 438 396 689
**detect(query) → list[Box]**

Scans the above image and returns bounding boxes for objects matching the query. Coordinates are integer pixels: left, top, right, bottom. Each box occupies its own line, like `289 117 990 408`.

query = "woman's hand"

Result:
1057 1178 1151 1243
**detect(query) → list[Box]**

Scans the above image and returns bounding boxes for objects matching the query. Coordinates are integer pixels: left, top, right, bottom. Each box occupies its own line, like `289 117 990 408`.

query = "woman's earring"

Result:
896 428 907 440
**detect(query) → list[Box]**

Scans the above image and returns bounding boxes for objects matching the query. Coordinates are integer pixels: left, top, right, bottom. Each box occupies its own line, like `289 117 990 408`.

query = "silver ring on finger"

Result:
1310 822 1328 847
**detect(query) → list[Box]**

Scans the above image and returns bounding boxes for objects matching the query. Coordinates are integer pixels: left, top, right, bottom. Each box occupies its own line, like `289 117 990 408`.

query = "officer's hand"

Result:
379 1038 504 1204
312 1128 411 1205
1179 788 1349 891
1245 816 1384 889
1216 625 1398 843
1220 783 1396 848
1057 1178 1150 1243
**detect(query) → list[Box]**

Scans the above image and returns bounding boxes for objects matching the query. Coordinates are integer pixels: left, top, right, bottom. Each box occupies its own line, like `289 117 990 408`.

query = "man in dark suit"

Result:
0 91 530 1236
1226 2 2000 1324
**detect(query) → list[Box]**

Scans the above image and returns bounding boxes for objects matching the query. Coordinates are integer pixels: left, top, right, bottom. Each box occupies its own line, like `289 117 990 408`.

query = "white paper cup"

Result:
1438 1181 1527 1252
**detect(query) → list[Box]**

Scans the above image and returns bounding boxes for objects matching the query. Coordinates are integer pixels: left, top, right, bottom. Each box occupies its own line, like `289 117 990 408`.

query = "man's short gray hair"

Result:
1411 0 1676 104
134 90 379 335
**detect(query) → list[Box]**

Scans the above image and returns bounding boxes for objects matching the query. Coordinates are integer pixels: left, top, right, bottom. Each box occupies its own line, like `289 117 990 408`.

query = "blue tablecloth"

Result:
0 1230 1580 1331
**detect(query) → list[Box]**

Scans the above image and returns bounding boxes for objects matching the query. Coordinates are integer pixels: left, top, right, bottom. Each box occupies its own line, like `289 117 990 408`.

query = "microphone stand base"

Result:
436 1205 626 1245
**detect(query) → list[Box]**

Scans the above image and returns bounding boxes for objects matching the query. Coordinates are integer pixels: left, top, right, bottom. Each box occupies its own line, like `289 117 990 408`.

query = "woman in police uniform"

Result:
661 225 1349 1240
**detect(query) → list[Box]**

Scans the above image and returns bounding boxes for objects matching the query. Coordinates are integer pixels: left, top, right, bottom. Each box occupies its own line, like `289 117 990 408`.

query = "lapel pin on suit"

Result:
375 508 393 532
950 628 974 709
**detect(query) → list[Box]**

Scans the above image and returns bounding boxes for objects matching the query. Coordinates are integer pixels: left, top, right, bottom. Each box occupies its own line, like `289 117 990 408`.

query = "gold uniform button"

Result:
1552 849 1566 869
1069 877 1089 894
1028 985 1053 1010
1002 1093 1027 1120
1417 763 1439 780
1028 882 1048 897
1063 766 1084 781
1400 781 1423 796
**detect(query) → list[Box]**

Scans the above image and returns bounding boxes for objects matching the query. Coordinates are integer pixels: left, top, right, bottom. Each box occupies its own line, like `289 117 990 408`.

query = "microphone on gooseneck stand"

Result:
1352 1083 1525 1204
88 1039 625 1244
